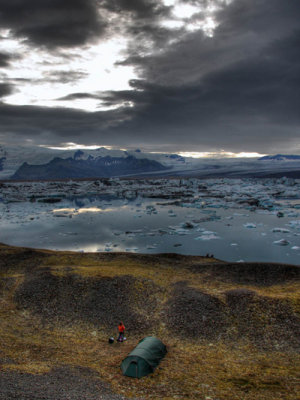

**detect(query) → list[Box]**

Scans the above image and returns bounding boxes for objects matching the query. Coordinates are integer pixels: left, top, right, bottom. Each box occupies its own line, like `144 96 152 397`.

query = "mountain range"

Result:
12 155 168 180
1 145 300 180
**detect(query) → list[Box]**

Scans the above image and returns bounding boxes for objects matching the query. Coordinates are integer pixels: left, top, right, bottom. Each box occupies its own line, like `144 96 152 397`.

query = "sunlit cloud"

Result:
1 35 136 112
43 143 112 150
178 151 267 159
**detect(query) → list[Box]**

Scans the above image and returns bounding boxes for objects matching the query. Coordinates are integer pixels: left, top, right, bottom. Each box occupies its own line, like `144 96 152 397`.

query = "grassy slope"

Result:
0 243 299 399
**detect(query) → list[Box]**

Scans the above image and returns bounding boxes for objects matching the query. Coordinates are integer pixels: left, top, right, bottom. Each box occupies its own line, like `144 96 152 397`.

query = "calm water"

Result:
1 196 300 265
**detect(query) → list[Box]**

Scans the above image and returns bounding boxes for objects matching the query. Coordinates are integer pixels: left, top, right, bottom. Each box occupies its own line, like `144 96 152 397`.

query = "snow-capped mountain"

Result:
1 145 300 180
12 155 168 180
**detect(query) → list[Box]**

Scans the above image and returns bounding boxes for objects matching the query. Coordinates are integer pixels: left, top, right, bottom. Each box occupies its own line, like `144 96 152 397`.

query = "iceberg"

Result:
272 228 290 233
195 231 220 240
243 223 256 228
273 239 290 246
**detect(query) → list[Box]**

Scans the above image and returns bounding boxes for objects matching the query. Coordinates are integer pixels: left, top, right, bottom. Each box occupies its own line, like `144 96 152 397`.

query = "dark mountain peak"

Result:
74 150 84 160
259 154 300 161
12 154 169 180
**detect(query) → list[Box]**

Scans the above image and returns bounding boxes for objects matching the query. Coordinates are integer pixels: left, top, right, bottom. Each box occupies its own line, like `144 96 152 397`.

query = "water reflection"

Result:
0 196 299 265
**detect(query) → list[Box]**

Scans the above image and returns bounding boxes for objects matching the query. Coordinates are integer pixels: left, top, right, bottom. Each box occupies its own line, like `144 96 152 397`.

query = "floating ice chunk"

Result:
174 228 190 235
202 230 216 235
289 220 300 227
230 243 238 246
291 246 300 250
195 231 220 240
272 228 290 233
181 221 195 229
146 244 157 249
273 239 290 246
243 223 256 228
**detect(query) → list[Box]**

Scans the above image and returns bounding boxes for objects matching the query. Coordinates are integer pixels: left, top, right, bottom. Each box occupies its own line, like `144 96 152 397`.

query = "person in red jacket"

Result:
117 322 125 342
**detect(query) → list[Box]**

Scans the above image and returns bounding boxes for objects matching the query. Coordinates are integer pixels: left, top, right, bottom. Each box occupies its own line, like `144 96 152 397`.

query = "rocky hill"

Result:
12 155 168 180
0 243 299 399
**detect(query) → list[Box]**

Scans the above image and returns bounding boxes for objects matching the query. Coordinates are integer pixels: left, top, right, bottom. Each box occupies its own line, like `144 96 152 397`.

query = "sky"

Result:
0 0 299 156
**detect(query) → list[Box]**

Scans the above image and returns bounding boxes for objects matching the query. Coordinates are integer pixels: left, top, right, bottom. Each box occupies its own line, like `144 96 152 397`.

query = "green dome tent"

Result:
121 336 167 378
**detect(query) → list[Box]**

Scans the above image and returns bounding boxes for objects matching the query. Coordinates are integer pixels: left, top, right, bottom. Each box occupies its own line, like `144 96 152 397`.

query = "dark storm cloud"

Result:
57 93 102 101
0 0 171 50
0 0 105 49
44 70 88 84
0 0 300 154
0 82 14 97
0 102 132 146
103 0 170 19
0 52 16 68
107 0 300 152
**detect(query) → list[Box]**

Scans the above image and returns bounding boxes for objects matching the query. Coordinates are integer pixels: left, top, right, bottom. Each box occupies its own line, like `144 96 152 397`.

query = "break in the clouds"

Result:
0 0 299 155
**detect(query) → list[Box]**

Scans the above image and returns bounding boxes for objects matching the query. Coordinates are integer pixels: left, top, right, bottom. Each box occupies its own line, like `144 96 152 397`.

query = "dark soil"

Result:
14 270 160 333
189 262 300 286
0 247 48 273
0 366 129 400
164 284 300 350
165 281 229 340
225 289 300 350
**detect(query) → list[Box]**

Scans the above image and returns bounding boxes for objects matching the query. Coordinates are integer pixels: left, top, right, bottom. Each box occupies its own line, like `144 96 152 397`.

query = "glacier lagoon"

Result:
1 189 300 265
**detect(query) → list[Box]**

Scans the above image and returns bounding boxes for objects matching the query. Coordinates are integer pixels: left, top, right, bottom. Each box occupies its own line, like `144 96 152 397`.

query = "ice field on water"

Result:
0 177 300 264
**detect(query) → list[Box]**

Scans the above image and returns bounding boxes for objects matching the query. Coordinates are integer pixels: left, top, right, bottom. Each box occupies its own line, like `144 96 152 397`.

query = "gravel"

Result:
14 270 160 333
0 366 129 400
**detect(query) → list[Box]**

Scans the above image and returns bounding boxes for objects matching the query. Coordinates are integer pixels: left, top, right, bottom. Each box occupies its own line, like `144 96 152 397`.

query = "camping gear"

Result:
108 337 114 344
121 336 167 378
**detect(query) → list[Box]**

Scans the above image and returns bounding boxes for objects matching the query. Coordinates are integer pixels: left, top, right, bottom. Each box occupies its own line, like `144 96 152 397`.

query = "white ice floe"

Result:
195 231 220 240
125 247 139 252
289 220 300 228
230 243 238 246
272 228 290 233
146 244 157 249
243 223 256 228
273 239 290 246
174 228 191 235
291 246 300 250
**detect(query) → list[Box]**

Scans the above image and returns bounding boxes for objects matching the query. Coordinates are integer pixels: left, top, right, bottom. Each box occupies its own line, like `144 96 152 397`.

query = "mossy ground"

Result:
0 243 299 399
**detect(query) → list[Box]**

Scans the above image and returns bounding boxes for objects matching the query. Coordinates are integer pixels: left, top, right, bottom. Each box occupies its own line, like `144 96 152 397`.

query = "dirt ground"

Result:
0 243 299 399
